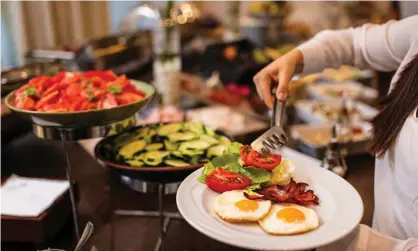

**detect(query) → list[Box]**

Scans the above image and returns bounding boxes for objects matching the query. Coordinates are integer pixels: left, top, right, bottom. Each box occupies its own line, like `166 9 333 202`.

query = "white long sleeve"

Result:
319 225 418 251
298 15 418 251
297 15 418 74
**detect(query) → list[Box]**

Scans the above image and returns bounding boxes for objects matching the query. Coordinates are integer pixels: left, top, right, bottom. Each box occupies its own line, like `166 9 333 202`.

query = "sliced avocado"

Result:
144 129 156 142
136 127 150 138
145 151 170 159
119 140 147 159
145 143 164 151
143 158 162 166
190 155 200 164
185 122 204 135
179 140 211 152
165 159 190 167
207 144 227 158
167 132 197 142
136 153 147 161
164 140 178 151
219 136 231 146
157 123 183 136
171 151 184 158
143 151 170 166
126 159 144 167
204 126 215 136
180 149 204 156
200 135 219 145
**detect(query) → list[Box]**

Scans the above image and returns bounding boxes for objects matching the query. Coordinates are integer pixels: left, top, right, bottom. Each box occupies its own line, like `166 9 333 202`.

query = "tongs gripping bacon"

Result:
244 178 320 206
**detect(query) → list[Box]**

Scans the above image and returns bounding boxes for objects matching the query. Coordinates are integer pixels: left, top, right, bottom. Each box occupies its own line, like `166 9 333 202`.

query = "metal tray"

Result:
294 99 378 124
291 122 372 159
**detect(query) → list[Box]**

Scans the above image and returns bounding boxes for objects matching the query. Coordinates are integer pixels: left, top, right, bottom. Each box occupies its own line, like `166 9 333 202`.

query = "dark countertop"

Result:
1 130 374 251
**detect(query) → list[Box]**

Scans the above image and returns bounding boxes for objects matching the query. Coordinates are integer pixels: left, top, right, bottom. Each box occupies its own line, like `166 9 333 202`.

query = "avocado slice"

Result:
207 144 227 158
200 135 219 145
165 159 190 167
157 123 183 136
145 143 164 151
167 132 197 142
164 140 178 151
119 140 146 159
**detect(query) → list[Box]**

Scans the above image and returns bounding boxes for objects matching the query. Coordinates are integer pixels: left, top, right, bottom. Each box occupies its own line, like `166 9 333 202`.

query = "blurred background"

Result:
1 1 417 251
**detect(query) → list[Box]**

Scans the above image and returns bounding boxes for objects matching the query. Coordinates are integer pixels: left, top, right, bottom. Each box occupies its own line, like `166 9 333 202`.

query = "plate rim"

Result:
177 157 364 250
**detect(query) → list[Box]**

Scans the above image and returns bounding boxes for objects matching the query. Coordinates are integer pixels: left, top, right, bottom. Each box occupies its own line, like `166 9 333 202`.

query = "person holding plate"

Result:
253 15 418 250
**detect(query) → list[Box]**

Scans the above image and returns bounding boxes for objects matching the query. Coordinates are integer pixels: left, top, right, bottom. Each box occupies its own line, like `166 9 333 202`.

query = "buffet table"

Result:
1 129 374 251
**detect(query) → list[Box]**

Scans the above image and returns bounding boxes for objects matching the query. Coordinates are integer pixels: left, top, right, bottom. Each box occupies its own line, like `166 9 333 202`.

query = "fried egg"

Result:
214 190 272 223
259 204 319 235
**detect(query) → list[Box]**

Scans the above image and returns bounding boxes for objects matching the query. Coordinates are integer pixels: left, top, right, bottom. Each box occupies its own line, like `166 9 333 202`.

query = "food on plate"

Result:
198 142 321 235
244 178 319 206
321 65 366 81
258 204 319 235
106 122 232 167
198 143 297 193
311 102 362 121
240 145 282 171
12 71 145 112
214 190 272 223
206 168 252 193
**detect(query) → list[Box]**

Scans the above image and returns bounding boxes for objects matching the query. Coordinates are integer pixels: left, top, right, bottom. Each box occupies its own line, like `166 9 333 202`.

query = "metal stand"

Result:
108 170 183 251
31 119 135 243
60 132 81 240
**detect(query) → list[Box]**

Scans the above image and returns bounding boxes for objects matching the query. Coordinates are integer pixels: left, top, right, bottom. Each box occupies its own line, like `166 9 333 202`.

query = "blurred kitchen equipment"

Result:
74 31 153 76
1 61 63 97
251 96 288 154
321 124 348 177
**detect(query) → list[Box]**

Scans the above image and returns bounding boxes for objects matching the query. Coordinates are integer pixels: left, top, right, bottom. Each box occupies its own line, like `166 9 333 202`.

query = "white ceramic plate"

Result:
177 148 364 251
307 81 378 102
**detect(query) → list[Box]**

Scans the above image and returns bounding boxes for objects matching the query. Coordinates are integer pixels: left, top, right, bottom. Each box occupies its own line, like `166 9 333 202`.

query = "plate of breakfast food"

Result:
177 143 363 250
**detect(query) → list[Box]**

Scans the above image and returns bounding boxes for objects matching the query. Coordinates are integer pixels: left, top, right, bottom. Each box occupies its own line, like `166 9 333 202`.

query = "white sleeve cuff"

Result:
297 40 327 75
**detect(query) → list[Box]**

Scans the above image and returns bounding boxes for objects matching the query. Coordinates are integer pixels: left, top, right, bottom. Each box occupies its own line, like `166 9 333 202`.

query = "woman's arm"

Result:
298 15 418 74
318 224 418 251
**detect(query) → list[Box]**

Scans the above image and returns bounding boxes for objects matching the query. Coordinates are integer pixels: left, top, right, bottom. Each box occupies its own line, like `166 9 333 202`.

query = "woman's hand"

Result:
253 49 304 108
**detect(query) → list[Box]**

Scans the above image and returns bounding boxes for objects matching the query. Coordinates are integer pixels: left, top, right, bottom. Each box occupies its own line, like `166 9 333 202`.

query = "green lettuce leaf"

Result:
240 167 270 184
197 153 240 183
224 142 243 154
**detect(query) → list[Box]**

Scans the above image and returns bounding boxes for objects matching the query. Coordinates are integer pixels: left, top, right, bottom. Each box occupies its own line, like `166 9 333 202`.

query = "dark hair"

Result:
369 54 418 158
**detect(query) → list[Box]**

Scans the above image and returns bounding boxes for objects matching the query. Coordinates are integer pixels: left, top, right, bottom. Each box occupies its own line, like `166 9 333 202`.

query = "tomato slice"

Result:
35 91 59 110
98 94 118 109
123 85 145 96
206 168 252 193
83 71 117 82
16 97 36 110
66 83 83 96
244 150 282 171
239 145 252 163
42 103 68 112
115 92 143 105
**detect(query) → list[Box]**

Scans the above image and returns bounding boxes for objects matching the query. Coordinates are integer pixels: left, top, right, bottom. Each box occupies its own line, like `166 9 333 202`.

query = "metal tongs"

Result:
251 93 288 155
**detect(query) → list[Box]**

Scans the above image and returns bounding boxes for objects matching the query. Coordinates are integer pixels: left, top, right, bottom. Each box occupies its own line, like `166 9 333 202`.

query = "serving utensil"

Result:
74 222 94 251
251 94 288 154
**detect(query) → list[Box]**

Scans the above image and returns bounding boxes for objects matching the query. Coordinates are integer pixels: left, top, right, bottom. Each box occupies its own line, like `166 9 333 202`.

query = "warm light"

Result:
184 10 193 18
181 3 191 12
235 200 259 211
177 14 187 24
277 208 305 223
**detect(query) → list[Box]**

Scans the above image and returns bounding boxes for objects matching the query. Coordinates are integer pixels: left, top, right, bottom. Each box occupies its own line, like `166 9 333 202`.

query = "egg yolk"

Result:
235 200 259 211
276 208 305 223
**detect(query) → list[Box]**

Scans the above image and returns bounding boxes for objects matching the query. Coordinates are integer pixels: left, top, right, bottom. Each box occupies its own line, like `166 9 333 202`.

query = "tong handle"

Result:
271 96 286 128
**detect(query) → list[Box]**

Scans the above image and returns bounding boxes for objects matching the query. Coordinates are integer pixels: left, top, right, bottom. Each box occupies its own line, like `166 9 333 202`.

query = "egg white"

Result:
259 203 319 235
214 190 272 223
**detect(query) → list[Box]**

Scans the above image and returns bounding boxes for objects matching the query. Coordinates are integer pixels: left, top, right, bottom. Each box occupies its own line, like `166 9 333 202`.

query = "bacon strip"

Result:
244 178 320 206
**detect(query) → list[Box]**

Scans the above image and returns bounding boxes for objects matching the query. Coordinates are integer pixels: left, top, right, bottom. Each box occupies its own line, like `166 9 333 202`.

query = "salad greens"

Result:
197 142 271 190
